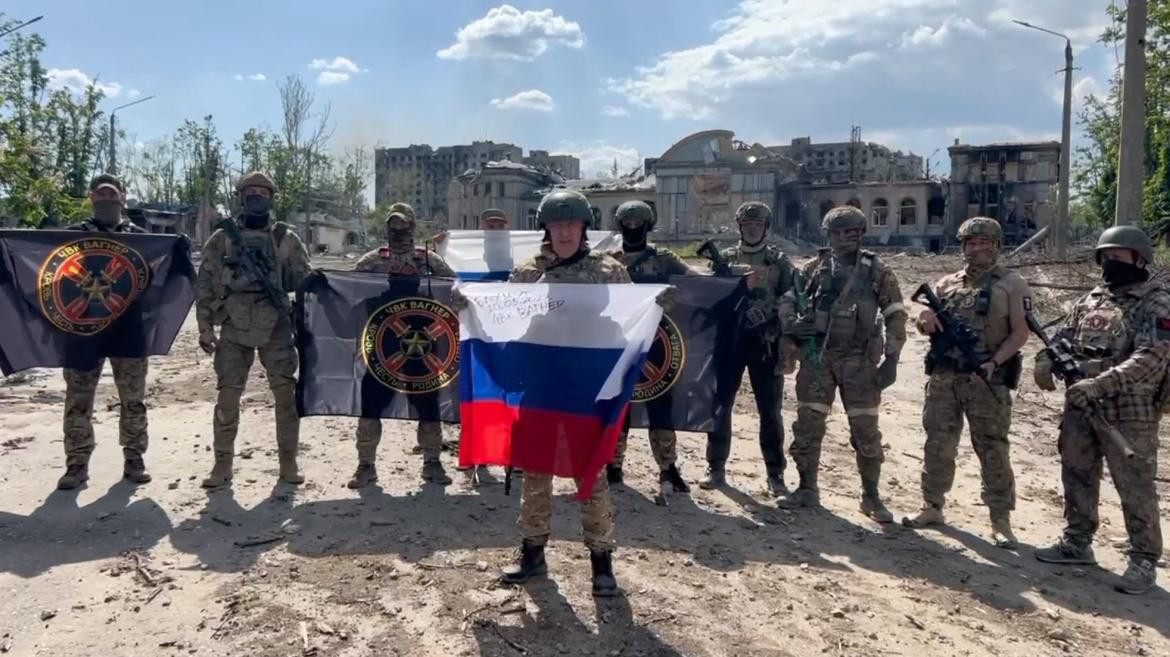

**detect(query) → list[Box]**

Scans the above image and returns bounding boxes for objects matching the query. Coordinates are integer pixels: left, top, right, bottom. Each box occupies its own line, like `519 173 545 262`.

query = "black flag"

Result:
627 275 748 432
296 271 460 422
0 230 195 375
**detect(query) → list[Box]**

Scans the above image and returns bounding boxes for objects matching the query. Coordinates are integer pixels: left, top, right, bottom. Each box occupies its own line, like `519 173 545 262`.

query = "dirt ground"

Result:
1 251 1169 657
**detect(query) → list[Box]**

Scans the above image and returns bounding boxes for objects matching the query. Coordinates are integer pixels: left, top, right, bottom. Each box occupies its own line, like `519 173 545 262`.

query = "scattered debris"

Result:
905 614 925 630
39 610 56 622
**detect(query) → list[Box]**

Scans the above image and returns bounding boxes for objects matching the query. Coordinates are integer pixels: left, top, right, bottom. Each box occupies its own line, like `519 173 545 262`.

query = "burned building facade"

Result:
947 140 1060 246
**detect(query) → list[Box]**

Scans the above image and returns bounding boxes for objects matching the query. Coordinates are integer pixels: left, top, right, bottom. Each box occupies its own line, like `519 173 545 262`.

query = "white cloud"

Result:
233 72 266 82
899 15 985 49
559 143 643 179
601 105 629 117
309 57 365 85
437 4 584 61
490 89 555 111
46 68 123 98
128 88 141 98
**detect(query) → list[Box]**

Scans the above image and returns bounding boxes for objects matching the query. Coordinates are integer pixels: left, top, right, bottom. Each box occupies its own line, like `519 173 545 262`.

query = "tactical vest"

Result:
1071 290 1133 377
618 245 676 283
724 243 785 332
222 222 288 295
809 250 881 350
937 268 1008 358
378 247 432 276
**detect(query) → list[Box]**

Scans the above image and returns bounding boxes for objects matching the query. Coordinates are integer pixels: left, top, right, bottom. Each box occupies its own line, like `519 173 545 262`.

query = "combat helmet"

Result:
1095 225 1154 265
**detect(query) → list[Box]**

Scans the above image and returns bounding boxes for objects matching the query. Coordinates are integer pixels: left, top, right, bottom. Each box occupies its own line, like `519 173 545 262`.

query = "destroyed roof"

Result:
536 174 656 195
948 141 1061 152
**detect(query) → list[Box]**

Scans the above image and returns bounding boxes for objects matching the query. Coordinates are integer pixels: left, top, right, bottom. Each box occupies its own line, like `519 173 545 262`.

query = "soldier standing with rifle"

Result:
1034 226 1170 595
607 200 699 500
778 206 906 523
196 172 313 488
700 201 794 495
901 218 1031 548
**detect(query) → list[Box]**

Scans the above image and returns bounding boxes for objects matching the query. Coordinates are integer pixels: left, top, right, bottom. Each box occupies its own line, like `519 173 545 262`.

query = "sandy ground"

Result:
1 252 1168 657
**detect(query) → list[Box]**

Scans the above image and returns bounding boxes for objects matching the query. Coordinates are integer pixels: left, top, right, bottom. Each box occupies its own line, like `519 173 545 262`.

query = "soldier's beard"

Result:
963 249 997 275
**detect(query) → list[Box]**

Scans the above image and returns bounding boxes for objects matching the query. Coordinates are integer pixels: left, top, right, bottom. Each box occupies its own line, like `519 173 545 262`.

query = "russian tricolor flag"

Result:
456 282 665 498
436 230 622 281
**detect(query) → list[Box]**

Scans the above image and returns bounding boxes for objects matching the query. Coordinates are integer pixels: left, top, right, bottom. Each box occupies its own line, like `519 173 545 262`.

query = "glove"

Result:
449 288 470 312
1066 378 1103 409
198 328 218 355
875 357 899 390
655 285 677 312
788 318 817 339
1033 352 1056 392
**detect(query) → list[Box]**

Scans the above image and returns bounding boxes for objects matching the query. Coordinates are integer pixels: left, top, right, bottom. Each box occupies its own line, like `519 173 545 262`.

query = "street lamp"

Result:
1013 19 1072 259
0 15 43 39
108 95 155 175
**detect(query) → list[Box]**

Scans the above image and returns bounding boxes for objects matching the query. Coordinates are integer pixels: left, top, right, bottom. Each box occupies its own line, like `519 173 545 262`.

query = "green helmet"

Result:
614 200 655 230
235 171 278 194
537 190 593 227
1095 225 1154 265
821 205 867 233
957 216 1002 246
736 201 771 225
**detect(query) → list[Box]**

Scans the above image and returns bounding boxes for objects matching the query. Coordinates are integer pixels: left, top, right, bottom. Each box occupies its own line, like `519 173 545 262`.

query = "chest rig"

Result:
1073 290 1134 377
223 223 287 294
378 247 431 276
727 243 783 332
809 250 879 351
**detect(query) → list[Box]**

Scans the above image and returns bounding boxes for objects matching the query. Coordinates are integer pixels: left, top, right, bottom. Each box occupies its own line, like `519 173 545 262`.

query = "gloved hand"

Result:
655 285 677 312
1033 352 1056 391
1066 378 1103 409
449 288 470 312
788 318 817 339
198 328 218 355
875 357 899 389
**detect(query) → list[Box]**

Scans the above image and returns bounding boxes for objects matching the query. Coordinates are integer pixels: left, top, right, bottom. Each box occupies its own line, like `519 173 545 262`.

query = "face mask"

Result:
92 199 122 227
243 194 272 218
829 232 860 255
387 227 413 249
1101 258 1149 287
621 224 648 249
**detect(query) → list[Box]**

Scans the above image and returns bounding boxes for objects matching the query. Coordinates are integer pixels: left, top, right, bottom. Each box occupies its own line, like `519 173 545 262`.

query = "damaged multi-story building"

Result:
946 140 1061 247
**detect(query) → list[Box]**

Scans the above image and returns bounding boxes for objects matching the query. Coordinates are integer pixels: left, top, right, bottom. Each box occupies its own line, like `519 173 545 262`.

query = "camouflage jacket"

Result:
715 241 794 340
195 220 311 346
1058 280 1170 421
354 245 455 277
780 248 906 359
611 244 696 282
510 243 632 284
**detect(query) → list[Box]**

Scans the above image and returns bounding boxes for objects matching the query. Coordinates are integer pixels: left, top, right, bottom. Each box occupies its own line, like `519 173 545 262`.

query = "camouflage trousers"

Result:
919 371 1015 514
211 327 299 455
519 471 614 552
1060 407 1162 561
62 357 149 465
613 413 677 470
355 419 442 463
790 350 883 489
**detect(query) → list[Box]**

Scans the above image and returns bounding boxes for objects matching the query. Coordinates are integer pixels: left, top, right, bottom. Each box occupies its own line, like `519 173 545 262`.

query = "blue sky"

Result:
5 1 1117 179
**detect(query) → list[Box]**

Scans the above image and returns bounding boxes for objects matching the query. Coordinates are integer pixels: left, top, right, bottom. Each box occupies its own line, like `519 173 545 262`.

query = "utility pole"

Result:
1012 19 1072 258
107 95 156 175
1114 0 1148 226
0 15 43 39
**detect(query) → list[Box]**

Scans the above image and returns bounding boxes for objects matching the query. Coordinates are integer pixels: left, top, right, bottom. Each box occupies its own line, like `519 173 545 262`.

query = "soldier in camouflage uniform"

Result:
902 218 1031 548
701 201 794 496
348 202 457 489
607 200 699 498
495 190 636 598
778 206 906 523
1035 226 1170 595
196 172 313 488
57 174 152 490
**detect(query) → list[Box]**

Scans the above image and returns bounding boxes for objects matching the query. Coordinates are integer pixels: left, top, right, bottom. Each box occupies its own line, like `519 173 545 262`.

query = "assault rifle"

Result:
218 217 290 314
911 283 997 399
1024 311 1134 459
791 270 822 393
697 240 730 276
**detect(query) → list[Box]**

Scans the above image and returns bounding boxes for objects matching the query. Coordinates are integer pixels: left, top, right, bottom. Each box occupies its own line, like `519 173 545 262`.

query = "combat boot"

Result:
698 466 726 490
422 459 452 485
902 505 945 529
859 493 894 523
500 540 547 584
777 470 818 509
278 451 304 485
661 464 690 493
347 462 378 489
1116 557 1157 595
590 550 618 598
57 463 89 490
1035 536 1096 565
122 449 151 485
605 464 623 485
989 512 1018 549
201 451 234 489
765 472 787 497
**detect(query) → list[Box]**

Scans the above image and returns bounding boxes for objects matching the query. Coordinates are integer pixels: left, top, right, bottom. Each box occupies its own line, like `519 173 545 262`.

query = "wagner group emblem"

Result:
361 297 459 394
634 315 685 402
37 238 151 336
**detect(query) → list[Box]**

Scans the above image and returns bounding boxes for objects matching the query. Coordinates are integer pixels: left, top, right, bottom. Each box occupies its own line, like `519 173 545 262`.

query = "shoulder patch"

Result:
1023 296 1033 312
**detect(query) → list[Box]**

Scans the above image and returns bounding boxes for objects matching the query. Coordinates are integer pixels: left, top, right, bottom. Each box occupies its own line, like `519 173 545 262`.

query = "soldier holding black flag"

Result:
195 172 312 489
